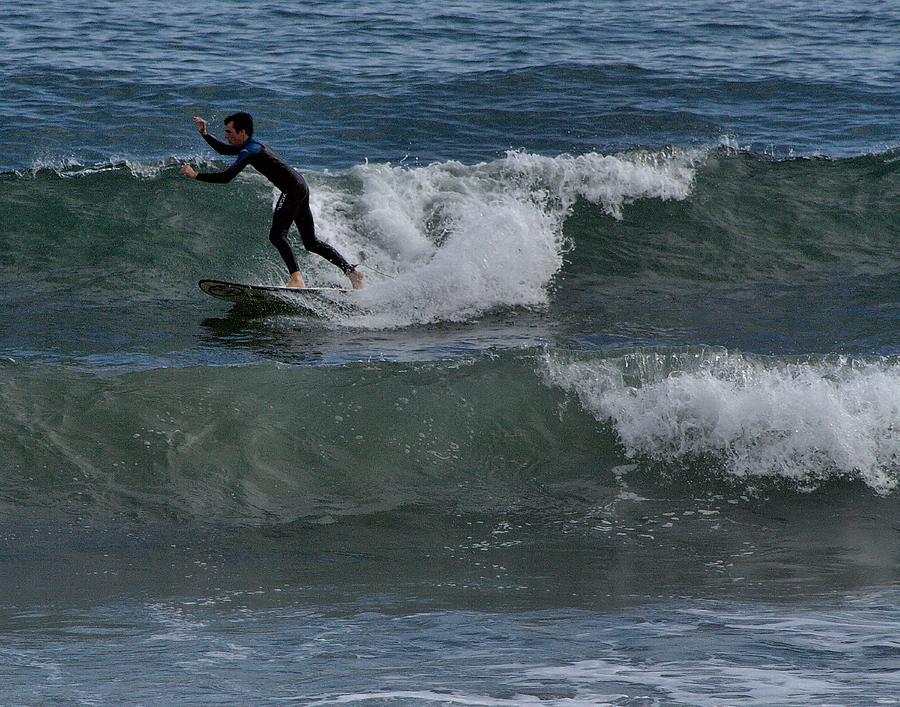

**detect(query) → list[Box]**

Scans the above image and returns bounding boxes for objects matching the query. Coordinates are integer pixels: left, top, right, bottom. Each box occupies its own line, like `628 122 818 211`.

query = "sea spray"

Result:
307 149 700 326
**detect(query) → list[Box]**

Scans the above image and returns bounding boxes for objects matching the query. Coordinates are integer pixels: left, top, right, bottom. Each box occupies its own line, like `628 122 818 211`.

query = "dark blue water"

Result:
3 0 898 173
1 2 898 704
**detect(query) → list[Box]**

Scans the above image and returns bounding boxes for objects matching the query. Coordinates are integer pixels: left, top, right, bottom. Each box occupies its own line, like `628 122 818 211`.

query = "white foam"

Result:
23 154 91 177
23 154 219 179
542 350 900 493
303 149 701 327
498 148 701 219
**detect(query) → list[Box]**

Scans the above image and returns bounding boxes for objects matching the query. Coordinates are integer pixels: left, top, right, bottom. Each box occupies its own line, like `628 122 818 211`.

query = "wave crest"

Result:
542 349 900 494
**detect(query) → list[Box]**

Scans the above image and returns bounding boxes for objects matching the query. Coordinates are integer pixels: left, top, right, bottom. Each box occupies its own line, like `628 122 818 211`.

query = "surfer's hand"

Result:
180 165 198 179
192 116 208 135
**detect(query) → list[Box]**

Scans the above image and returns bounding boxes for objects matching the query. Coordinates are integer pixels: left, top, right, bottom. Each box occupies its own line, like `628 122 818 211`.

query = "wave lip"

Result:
543 349 900 494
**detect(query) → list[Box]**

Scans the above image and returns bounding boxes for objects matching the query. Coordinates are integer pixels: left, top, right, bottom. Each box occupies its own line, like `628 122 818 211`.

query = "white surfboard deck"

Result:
199 279 358 314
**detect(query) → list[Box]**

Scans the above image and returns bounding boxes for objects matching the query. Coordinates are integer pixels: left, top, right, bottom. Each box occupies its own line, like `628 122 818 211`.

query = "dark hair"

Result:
224 112 254 137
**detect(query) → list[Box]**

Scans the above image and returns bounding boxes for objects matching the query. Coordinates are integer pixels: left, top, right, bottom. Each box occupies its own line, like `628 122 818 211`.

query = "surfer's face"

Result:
224 122 248 147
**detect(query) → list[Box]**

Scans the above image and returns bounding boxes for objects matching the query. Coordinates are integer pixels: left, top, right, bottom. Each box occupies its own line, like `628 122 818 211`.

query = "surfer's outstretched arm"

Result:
180 115 245 179
201 132 241 156
180 115 259 182
192 115 241 155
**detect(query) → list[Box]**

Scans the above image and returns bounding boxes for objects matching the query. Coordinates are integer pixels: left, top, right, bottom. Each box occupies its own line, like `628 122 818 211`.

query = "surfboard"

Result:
198 279 358 314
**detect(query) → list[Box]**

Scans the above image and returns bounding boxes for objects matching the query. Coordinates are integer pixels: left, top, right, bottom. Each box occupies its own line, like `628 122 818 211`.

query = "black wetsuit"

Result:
196 134 353 275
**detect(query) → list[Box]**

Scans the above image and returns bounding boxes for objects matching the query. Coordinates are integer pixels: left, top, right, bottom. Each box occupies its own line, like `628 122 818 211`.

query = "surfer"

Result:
180 113 363 289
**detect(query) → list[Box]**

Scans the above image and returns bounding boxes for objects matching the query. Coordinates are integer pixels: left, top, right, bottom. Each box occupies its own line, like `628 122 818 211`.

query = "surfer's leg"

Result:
295 193 364 289
269 192 305 287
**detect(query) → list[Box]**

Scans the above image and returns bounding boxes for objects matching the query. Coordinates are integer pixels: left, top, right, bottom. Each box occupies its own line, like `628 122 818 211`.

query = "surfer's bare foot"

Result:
286 271 306 288
348 269 364 290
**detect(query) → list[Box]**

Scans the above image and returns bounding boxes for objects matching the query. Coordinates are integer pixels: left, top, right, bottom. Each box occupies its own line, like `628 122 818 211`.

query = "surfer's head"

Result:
224 112 254 146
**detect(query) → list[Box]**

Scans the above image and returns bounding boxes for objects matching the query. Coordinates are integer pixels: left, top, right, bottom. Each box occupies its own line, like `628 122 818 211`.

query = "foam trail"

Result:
543 349 900 493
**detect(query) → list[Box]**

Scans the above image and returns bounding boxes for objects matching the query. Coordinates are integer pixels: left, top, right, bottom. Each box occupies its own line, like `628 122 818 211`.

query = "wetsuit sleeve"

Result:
196 142 261 184
202 132 241 155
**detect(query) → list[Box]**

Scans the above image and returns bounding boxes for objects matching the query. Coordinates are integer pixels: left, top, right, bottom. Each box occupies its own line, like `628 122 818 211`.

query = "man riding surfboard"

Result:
181 112 363 290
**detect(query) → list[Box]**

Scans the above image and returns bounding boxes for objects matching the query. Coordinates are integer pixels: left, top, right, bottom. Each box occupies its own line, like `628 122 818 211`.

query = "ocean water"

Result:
1 1 899 704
